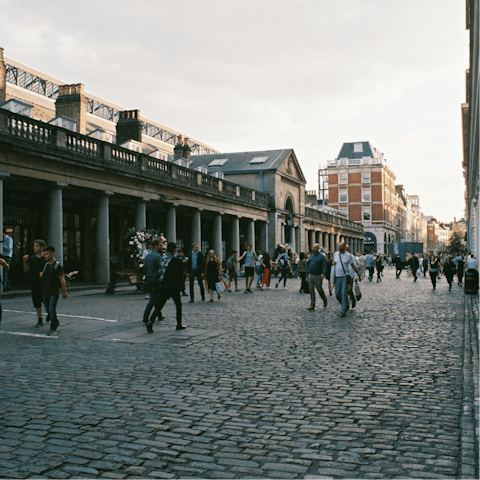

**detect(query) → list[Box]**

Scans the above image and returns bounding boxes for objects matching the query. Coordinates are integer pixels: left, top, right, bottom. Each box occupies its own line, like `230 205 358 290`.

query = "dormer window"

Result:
209 158 228 167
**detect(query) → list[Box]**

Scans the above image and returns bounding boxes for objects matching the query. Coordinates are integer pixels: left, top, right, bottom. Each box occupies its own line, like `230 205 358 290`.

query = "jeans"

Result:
256 266 264 286
334 276 348 314
143 279 159 322
189 270 205 300
277 268 288 287
43 295 59 331
430 271 438 288
150 291 182 327
367 266 374 280
3 256 11 290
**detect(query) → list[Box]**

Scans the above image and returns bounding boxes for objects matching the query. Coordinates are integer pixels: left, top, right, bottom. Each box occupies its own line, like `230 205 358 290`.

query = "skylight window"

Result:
250 156 268 164
209 158 228 166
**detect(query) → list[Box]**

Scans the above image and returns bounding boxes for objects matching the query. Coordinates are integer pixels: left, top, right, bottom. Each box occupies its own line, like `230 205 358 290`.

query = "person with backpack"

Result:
275 247 290 289
238 244 259 294
226 251 239 292
40 246 68 336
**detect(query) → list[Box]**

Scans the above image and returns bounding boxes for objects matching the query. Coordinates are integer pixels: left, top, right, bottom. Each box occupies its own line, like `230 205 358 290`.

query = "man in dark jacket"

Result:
147 242 186 333
186 243 205 302
410 253 420 282
393 255 403 279
307 244 328 310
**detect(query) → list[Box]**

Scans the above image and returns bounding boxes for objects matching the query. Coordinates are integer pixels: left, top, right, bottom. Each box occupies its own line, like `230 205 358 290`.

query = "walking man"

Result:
142 239 163 324
332 242 361 317
410 253 420 282
147 242 186 333
2 230 13 291
40 246 68 336
365 252 375 281
186 243 205 302
22 239 47 327
393 254 403 278
238 244 258 293
306 244 328 310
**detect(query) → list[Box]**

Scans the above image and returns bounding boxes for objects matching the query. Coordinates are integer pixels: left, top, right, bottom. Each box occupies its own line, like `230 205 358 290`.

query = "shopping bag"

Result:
354 283 362 301
215 281 226 294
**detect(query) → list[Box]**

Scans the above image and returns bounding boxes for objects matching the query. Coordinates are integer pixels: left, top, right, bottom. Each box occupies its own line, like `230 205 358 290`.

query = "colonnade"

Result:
305 229 364 254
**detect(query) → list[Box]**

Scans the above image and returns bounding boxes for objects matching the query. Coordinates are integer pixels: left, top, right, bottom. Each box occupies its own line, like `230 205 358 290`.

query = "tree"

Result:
447 231 465 254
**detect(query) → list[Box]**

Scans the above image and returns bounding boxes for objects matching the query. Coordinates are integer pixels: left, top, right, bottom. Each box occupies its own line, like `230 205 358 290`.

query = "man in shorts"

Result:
22 239 47 328
238 244 258 293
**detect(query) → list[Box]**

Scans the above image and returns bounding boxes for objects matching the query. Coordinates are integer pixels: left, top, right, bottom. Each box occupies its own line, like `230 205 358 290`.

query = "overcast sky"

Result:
1 0 469 221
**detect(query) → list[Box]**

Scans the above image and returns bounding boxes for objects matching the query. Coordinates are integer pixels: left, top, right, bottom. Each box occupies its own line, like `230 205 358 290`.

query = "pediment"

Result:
279 153 306 184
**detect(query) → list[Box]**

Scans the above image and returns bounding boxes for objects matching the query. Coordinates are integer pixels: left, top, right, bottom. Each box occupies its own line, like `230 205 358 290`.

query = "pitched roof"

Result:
337 141 380 160
189 149 295 174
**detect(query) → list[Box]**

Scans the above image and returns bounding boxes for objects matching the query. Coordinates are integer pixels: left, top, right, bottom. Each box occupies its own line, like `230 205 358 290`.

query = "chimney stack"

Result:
0 48 6 104
55 83 87 134
182 137 191 160
116 110 143 145
174 134 184 160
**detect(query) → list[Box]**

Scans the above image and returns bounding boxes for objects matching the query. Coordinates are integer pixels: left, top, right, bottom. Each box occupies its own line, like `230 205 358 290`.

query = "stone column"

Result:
166 204 177 243
260 221 268 253
231 216 240 255
135 199 147 231
0 173 9 282
48 183 67 263
96 192 112 285
308 230 315 252
289 225 295 251
247 218 255 250
213 213 223 260
191 210 202 247
330 233 336 252
335 233 341 250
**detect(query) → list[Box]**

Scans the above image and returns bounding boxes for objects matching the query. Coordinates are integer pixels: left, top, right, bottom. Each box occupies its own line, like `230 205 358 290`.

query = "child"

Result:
40 246 68 336
226 251 239 292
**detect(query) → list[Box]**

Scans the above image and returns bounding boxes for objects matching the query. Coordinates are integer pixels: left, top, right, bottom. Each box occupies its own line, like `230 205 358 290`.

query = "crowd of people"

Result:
5 235 477 336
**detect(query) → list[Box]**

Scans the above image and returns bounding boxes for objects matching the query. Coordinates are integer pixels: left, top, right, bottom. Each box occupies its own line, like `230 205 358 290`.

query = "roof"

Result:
337 141 381 160
188 149 305 181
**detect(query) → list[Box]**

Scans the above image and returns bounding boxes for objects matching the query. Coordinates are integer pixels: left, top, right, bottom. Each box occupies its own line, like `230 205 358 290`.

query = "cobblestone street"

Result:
0 268 478 479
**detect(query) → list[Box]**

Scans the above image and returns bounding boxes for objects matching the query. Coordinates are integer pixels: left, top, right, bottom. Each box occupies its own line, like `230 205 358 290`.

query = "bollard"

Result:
464 268 479 294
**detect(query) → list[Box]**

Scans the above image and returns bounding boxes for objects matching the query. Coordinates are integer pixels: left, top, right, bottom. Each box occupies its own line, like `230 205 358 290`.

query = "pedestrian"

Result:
393 254 403 279
226 251 239 292
238 244 258 293
147 242 186 333
366 252 375 281
332 242 361 317
292 252 299 278
375 254 383 282
186 243 205 302
326 251 334 296
40 246 68 336
298 252 309 293
0 256 9 326
255 250 264 288
2 229 13 291
142 239 164 324
443 256 456 291
177 249 189 297
205 249 222 302
455 254 464 285
260 251 272 289
306 245 327 310
410 253 420 282
357 252 367 278
141 241 154 299
22 239 47 328
466 253 477 270
429 255 441 290
275 247 290 289
422 255 429 277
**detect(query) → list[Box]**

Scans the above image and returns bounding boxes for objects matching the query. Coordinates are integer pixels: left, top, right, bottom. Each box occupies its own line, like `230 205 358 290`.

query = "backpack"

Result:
226 257 234 269
42 261 60 275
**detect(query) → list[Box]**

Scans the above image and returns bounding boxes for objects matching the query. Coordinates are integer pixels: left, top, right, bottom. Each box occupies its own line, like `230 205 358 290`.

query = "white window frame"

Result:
339 188 348 203
339 172 348 184
362 187 371 202
339 207 349 217
362 207 371 221
362 171 371 183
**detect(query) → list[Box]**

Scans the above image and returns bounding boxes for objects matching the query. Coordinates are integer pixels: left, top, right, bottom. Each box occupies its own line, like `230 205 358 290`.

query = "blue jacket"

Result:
307 252 327 276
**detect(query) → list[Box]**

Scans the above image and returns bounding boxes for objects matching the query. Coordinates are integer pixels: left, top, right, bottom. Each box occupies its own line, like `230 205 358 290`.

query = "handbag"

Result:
339 253 353 284
215 281 226 294
354 283 361 301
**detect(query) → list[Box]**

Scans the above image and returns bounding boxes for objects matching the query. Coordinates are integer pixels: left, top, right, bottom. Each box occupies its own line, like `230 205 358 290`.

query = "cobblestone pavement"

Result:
0 268 477 479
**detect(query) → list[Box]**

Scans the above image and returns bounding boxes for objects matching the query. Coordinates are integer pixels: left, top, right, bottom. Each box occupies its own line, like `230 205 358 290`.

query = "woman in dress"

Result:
205 249 222 302
260 252 273 289
298 252 309 293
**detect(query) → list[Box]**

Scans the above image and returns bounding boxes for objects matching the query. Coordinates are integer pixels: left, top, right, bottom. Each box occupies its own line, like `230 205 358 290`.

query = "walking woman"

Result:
456 254 465 285
275 247 290 289
375 255 383 282
444 256 456 291
205 249 222 301
261 252 272 289
326 251 334 296
429 255 441 290
298 252 309 293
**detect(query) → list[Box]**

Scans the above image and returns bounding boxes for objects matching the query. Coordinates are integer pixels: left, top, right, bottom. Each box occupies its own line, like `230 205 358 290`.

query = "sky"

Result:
0 0 469 221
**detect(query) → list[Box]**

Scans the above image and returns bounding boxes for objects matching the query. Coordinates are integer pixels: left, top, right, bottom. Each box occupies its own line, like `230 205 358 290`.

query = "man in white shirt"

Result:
466 254 477 270
332 242 361 317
